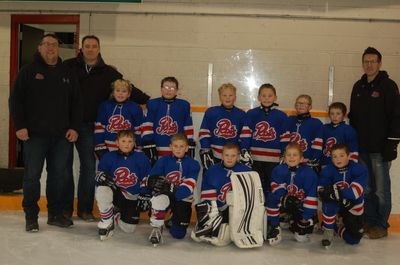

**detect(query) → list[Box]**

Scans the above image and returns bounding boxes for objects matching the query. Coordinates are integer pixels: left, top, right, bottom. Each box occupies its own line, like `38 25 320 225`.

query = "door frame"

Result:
9 14 80 168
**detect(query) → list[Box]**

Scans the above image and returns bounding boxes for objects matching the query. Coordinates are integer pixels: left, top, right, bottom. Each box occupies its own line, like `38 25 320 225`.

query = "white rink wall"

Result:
0 0 399 212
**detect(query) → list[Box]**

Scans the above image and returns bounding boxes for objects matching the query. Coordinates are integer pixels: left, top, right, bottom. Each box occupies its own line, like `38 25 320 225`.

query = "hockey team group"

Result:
9 34 400 249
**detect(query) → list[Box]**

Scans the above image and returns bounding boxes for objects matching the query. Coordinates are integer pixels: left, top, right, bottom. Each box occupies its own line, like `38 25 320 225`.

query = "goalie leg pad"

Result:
193 201 222 237
118 218 137 233
150 194 170 227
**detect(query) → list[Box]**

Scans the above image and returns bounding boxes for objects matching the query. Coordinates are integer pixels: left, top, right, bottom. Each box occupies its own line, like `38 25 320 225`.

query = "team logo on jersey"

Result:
35 73 44 80
156 116 178 135
335 181 350 190
166 171 182 186
371 91 380 98
323 137 337 156
107 115 132 133
253 121 276 142
218 182 232 203
114 167 138 189
214 119 237 139
290 132 308 151
287 184 305 201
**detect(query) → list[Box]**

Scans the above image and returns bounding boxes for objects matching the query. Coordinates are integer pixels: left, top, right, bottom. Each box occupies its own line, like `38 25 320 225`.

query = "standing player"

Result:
322 102 358 167
142 77 194 164
281 94 324 173
266 143 318 245
318 144 367 248
144 133 200 245
94 79 144 159
95 130 151 240
198 83 247 170
191 143 251 246
240 83 288 197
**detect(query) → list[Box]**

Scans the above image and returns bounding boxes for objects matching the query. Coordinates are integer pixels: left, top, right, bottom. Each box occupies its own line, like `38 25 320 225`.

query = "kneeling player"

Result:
95 130 151 240
191 143 252 246
318 144 367 248
145 134 200 245
266 143 318 245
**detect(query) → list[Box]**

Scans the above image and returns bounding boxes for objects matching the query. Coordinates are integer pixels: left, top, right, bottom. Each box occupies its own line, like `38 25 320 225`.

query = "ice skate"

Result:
266 225 282 246
98 220 114 241
149 227 163 246
321 228 334 249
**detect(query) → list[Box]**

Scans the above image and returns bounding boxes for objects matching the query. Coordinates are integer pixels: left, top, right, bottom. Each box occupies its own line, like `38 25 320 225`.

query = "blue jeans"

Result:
65 123 96 213
359 152 392 229
22 135 72 220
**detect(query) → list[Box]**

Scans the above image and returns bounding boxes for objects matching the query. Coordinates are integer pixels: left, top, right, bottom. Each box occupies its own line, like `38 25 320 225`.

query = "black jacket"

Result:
349 71 400 152
64 52 150 123
9 52 83 137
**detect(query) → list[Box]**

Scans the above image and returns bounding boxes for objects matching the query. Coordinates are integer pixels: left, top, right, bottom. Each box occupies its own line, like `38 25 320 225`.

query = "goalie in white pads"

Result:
192 143 263 248
266 143 318 245
95 130 151 240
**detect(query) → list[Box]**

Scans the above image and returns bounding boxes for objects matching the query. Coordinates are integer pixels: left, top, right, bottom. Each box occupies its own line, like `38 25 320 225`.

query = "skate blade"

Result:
100 230 114 241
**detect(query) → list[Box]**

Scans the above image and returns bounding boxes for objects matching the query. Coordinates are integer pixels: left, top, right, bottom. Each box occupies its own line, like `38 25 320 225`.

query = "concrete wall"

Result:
0 0 399 211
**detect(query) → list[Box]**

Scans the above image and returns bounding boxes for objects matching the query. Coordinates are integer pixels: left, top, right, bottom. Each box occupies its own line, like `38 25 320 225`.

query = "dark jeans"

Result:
22 135 72 220
65 123 96 214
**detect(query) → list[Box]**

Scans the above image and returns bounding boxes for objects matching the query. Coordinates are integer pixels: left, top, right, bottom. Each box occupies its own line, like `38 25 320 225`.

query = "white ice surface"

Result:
0 212 399 265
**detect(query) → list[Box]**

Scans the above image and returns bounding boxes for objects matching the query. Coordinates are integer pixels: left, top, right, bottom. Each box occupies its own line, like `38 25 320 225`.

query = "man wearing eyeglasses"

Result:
63 35 150 222
9 34 83 232
349 47 400 239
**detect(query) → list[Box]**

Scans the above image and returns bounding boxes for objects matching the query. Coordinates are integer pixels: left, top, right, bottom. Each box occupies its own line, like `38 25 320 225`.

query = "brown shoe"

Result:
63 210 73 220
363 223 372 234
78 212 96 222
366 227 388 239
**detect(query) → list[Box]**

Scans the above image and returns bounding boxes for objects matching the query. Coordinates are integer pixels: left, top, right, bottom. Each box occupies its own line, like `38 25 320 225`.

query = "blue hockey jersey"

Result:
147 155 200 202
142 97 194 156
240 106 288 162
322 122 359 166
199 105 246 159
267 164 318 221
97 150 151 198
318 161 367 215
200 162 251 209
281 115 323 161
95 99 144 151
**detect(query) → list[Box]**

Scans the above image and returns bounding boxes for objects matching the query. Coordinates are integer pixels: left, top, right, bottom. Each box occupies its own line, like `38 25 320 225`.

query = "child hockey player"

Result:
318 144 367 248
322 102 358 167
94 79 144 159
95 130 151 240
281 94 323 173
266 143 318 245
191 143 251 246
142 76 195 164
198 83 247 170
240 83 288 197
144 133 200 246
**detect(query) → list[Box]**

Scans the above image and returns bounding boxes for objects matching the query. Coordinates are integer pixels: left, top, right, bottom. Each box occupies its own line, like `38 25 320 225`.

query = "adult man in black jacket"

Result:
63 35 150 221
349 47 400 239
9 34 83 231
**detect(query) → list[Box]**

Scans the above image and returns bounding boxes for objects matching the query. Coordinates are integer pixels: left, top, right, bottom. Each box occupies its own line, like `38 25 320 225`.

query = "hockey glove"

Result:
187 140 196 159
137 193 152 212
240 149 253 167
318 184 341 202
95 171 116 190
281 195 302 215
142 141 158 165
147 175 172 195
306 158 321 175
382 139 399 162
295 218 314 235
94 145 108 160
199 148 215 170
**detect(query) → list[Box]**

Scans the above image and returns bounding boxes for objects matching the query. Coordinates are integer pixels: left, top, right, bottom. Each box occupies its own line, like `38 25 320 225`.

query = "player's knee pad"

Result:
95 186 114 210
171 201 192 228
151 194 170 210
170 225 187 239
118 218 136 233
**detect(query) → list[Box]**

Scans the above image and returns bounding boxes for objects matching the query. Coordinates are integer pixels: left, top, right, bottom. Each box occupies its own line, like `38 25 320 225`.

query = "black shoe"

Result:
26 219 39 232
47 214 74 228
62 210 73 219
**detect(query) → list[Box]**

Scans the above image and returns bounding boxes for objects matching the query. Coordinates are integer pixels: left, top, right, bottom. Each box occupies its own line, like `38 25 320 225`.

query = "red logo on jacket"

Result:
156 116 178 135
214 119 237 139
114 167 137 189
253 121 276 142
287 184 305 201
323 137 337 157
166 171 182 186
218 182 232 203
107 115 132 133
290 132 308 151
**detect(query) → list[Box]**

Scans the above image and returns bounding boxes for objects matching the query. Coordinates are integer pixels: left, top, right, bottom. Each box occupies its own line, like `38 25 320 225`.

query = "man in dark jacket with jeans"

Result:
349 47 400 239
63 35 150 221
9 33 83 232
